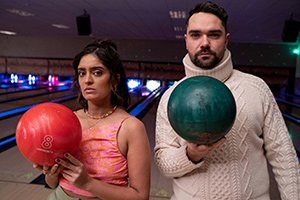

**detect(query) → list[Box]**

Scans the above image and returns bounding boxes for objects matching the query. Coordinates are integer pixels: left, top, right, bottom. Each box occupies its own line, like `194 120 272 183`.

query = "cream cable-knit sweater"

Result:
154 49 300 200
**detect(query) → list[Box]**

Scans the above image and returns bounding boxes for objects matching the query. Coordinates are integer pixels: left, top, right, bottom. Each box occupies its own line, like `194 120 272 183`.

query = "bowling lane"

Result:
0 89 77 112
141 97 173 199
0 92 77 140
277 100 300 119
0 90 171 200
0 146 42 183
286 120 300 154
0 84 41 94
0 182 52 200
278 93 300 105
0 89 145 141
276 99 300 153
0 86 68 102
0 145 54 200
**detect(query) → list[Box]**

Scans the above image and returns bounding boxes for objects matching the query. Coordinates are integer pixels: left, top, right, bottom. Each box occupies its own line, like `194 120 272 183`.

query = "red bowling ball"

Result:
16 102 82 166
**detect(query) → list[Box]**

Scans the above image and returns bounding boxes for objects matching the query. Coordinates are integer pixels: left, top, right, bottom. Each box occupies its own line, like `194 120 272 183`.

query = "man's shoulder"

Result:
231 69 273 95
232 69 267 84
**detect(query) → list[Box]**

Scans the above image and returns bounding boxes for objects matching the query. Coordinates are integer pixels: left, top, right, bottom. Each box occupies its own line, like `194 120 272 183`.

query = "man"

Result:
154 1 299 199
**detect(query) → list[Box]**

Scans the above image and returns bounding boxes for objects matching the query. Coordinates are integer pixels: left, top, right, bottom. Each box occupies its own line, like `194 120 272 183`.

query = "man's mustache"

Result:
195 48 215 56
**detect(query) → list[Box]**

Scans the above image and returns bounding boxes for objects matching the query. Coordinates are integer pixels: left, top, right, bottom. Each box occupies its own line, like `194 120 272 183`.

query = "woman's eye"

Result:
94 70 103 76
78 71 85 76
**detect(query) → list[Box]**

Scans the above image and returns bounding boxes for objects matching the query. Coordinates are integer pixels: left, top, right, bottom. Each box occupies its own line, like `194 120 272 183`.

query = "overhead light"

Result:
0 30 17 35
169 11 186 19
52 24 70 29
6 9 35 17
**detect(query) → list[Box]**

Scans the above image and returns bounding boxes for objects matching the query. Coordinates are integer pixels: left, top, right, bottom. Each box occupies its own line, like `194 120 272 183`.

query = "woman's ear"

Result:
116 74 120 83
113 74 121 91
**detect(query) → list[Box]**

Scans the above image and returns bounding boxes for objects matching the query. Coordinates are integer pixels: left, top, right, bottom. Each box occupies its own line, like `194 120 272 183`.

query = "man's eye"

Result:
209 34 220 39
191 33 200 38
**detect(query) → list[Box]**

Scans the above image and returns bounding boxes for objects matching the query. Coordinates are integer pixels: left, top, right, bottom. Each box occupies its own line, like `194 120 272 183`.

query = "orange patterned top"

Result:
59 118 129 197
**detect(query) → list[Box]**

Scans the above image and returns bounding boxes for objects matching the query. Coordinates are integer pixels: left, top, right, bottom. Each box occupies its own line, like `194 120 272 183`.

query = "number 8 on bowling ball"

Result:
16 102 82 166
167 76 236 144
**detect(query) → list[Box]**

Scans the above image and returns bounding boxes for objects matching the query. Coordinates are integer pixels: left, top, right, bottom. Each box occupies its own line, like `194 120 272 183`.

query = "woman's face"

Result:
77 54 112 105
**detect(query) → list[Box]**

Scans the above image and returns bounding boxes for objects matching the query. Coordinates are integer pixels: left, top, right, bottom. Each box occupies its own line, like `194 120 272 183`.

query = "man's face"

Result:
185 12 229 69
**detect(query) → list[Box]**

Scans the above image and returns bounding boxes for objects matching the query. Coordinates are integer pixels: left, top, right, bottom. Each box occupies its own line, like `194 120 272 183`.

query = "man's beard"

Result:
190 48 221 69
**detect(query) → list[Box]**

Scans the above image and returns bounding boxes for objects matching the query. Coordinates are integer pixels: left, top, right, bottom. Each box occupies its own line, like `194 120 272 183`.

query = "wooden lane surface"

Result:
0 182 51 200
0 146 41 183
141 98 173 199
0 90 77 112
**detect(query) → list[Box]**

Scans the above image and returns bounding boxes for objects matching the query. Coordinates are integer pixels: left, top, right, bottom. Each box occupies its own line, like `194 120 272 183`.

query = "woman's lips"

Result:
84 88 95 93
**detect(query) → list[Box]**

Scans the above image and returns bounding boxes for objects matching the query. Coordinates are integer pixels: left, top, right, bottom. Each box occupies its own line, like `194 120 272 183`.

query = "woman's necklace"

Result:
85 106 117 129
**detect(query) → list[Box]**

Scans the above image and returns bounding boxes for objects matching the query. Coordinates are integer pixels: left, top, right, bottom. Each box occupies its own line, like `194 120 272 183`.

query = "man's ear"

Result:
224 33 230 49
184 34 188 50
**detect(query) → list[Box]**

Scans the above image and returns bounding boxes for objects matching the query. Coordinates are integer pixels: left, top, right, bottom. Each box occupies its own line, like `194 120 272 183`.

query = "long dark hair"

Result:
72 39 130 110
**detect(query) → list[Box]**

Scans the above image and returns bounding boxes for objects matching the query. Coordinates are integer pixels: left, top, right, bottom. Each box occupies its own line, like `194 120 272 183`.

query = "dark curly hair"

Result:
72 39 130 110
186 1 228 33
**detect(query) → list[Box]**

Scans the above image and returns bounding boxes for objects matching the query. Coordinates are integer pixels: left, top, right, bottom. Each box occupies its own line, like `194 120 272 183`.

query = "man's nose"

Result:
200 35 210 48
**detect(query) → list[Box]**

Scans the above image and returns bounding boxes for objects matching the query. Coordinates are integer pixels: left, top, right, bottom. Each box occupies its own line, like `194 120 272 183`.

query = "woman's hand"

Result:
56 153 92 190
33 163 63 177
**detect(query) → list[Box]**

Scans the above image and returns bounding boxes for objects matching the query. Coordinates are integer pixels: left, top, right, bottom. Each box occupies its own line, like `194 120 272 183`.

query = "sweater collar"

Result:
183 49 233 82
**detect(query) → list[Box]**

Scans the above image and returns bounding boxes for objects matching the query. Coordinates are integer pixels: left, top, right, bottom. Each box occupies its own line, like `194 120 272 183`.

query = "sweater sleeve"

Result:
154 88 203 178
259 80 300 200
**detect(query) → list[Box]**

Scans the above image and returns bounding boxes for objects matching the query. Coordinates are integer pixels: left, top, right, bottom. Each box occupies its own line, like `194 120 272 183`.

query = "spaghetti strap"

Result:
121 116 132 124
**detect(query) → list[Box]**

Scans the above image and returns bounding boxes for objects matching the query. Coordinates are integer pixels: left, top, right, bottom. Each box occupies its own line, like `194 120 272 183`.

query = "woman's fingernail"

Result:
56 158 60 162
65 153 69 157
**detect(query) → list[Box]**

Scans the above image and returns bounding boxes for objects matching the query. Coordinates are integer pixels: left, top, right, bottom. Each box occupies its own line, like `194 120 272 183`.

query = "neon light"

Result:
14 74 18 83
293 49 299 55
11 74 14 83
146 80 161 92
0 136 16 146
127 79 141 89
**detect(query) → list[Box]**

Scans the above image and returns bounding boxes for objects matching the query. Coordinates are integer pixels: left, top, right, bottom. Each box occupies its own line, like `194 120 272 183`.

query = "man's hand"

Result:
186 137 226 163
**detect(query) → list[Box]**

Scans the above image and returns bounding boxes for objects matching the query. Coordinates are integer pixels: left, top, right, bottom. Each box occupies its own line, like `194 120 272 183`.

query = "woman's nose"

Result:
84 73 93 84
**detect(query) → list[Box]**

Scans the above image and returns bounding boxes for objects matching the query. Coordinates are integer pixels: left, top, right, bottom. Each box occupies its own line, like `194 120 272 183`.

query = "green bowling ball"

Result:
167 76 236 144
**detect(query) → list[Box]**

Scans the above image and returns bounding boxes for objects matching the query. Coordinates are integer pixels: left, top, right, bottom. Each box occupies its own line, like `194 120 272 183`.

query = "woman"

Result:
34 39 151 200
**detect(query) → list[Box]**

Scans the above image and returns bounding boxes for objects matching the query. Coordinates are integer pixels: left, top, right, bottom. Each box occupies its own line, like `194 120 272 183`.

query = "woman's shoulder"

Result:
116 109 146 134
117 109 143 127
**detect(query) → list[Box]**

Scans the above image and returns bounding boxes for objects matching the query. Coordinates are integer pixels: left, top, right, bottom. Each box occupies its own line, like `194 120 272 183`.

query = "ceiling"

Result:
0 0 300 44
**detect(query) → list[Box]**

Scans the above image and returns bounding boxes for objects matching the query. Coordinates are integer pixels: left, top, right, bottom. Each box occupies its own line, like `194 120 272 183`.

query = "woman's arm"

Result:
57 117 151 200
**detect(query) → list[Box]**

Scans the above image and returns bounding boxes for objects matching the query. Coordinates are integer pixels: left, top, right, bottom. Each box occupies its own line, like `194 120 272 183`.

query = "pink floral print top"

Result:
59 118 129 197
